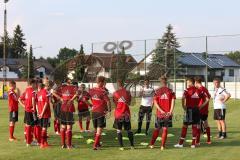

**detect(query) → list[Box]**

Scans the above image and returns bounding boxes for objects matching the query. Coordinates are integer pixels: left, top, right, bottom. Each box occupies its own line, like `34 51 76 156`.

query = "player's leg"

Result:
145 107 152 135
78 114 84 132
203 120 211 143
9 121 15 141
150 117 160 148
216 120 222 138
174 124 188 148
191 124 198 148
117 129 124 150
86 115 91 132
196 123 201 145
219 120 227 139
66 124 73 149
60 124 67 148
161 127 168 150
125 118 134 149
136 106 144 134
93 127 103 150
40 127 47 148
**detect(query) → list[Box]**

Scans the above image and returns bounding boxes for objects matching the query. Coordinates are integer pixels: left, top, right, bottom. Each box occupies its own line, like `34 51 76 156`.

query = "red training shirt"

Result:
154 86 176 118
89 87 110 115
19 87 36 112
77 90 91 111
183 86 205 109
8 88 18 112
113 88 131 119
198 86 211 115
60 85 77 112
37 88 51 118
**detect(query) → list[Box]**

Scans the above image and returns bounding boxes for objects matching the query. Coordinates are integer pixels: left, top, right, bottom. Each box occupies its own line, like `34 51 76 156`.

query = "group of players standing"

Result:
7 75 230 150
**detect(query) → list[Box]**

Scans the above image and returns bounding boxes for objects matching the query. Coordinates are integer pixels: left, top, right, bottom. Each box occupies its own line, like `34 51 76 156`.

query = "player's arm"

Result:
199 96 209 110
154 97 165 113
40 97 49 119
139 87 144 97
18 93 25 108
169 98 175 115
223 90 231 103
182 97 187 111
51 90 63 102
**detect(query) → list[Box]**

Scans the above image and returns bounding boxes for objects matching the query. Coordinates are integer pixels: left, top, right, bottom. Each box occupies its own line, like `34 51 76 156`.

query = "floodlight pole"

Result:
3 0 8 86
205 36 208 88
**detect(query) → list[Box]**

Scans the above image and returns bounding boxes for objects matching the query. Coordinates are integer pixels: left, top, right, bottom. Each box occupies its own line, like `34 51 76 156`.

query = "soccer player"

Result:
57 78 78 149
89 76 111 150
51 81 62 135
8 80 19 141
213 77 231 139
37 82 51 148
135 78 155 135
149 76 175 150
113 79 134 150
19 79 38 147
77 84 91 132
174 78 209 148
194 77 211 144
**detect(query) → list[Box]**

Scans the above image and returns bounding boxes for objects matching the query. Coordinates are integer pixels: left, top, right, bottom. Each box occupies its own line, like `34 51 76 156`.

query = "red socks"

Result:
66 130 72 147
94 134 101 148
161 128 168 147
41 130 47 145
192 125 198 146
206 127 211 142
79 121 83 130
35 126 42 144
179 127 187 145
54 120 60 133
26 126 33 144
150 129 160 145
9 126 14 139
86 120 90 130
60 128 66 146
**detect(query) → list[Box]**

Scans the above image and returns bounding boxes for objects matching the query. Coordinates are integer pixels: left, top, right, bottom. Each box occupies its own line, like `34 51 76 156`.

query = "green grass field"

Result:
0 99 239 160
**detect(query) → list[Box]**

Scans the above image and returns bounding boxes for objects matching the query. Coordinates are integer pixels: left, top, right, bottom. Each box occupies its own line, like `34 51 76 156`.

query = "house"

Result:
130 51 240 81
67 52 137 82
0 58 54 80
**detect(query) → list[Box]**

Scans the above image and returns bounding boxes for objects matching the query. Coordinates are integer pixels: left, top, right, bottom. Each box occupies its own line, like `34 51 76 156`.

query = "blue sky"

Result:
0 0 240 58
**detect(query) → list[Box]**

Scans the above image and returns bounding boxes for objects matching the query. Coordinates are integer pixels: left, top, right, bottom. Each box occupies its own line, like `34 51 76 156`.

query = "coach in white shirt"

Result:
213 78 231 139
135 79 155 135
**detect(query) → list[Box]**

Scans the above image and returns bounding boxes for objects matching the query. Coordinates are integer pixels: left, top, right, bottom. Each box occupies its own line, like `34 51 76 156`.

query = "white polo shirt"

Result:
213 87 229 109
140 86 155 107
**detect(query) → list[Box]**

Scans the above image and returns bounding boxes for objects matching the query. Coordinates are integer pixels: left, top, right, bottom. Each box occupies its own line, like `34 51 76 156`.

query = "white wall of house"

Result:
223 67 240 81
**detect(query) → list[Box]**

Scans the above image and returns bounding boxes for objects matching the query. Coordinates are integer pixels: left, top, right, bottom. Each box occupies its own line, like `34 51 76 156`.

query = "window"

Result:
229 69 234 77
39 72 44 78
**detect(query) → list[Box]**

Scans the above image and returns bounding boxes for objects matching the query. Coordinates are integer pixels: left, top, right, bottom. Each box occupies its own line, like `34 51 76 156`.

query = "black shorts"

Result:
92 112 106 128
78 110 90 120
24 111 38 126
214 109 226 120
9 111 18 122
39 118 50 128
155 117 172 128
113 117 131 130
53 102 61 119
60 112 74 125
139 105 152 114
183 107 200 125
200 114 208 121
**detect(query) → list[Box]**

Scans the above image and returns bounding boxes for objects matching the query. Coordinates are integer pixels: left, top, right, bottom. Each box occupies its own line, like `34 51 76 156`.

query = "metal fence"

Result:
80 34 240 84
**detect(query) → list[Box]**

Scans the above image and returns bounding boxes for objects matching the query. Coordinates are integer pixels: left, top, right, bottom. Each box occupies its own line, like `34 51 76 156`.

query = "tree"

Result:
28 45 35 79
12 25 27 58
0 31 12 58
148 24 180 79
73 44 86 81
57 47 78 61
226 51 240 64
52 61 68 82
111 47 128 82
